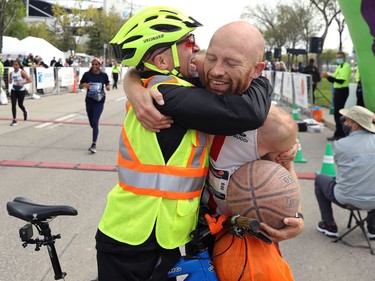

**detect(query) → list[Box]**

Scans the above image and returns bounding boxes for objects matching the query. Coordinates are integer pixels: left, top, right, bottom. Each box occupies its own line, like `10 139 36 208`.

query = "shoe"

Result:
317 221 339 238
24 110 29 121
89 144 97 153
327 136 338 141
10 120 17 126
367 232 375 241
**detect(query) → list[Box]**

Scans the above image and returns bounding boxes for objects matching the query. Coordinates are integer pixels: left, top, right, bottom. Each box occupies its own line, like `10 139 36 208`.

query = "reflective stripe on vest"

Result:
117 75 209 200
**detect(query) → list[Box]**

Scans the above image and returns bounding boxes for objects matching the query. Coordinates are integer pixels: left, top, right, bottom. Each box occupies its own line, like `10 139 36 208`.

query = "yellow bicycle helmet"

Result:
111 6 202 74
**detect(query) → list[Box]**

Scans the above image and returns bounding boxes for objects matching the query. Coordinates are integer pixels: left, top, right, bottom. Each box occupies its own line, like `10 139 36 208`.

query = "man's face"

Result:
175 34 200 77
204 34 257 95
336 54 344 60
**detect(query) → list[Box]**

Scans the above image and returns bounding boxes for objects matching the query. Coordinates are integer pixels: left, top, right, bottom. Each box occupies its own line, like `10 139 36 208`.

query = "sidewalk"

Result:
321 106 335 131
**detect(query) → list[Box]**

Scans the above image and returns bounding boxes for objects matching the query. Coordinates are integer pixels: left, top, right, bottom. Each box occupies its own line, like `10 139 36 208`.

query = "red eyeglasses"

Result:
176 34 196 48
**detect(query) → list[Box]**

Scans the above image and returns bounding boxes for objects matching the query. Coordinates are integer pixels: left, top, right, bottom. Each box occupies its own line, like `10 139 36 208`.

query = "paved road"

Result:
1 89 374 281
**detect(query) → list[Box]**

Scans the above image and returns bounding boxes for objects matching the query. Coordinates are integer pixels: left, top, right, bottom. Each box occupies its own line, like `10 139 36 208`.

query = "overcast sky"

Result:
106 0 353 53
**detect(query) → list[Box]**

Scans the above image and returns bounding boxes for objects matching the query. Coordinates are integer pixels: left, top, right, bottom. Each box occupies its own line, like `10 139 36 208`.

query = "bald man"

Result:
125 21 302 281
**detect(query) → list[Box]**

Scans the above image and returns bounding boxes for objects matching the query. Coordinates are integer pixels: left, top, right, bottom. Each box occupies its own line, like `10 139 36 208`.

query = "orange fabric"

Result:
205 214 227 234
186 146 196 167
119 181 202 200
212 230 294 281
125 102 132 112
117 152 208 177
120 126 140 163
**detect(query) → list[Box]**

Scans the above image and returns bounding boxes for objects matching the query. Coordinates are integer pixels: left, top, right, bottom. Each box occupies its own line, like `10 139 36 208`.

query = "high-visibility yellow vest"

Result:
333 61 351 89
99 75 210 249
112 65 120 74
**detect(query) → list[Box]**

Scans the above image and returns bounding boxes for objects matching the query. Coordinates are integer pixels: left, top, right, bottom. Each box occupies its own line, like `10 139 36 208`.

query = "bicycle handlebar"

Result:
230 215 260 232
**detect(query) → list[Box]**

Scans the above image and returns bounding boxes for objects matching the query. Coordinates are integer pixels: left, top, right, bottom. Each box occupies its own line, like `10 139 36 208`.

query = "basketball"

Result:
226 160 300 229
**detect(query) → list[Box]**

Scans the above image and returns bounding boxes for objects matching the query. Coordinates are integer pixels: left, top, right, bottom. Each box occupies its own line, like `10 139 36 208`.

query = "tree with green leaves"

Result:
85 6 124 58
51 3 89 53
0 0 29 50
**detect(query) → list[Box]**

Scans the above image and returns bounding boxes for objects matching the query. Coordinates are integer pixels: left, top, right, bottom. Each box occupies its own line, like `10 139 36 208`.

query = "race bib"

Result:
88 82 102 95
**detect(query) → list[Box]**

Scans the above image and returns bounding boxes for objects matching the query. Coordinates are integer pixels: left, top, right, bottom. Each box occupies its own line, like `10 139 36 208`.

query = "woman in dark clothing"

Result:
79 57 110 153
9 60 32 126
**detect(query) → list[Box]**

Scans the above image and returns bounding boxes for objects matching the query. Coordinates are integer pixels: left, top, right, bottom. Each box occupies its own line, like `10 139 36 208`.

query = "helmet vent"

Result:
144 15 158 22
122 35 143 44
151 24 182 32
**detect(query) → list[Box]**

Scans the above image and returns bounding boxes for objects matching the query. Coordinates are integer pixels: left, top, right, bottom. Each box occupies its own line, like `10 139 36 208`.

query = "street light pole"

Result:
103 43 108 68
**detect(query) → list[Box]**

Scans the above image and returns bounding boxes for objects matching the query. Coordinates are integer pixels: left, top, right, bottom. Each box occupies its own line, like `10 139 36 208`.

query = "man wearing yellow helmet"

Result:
96 6 273 281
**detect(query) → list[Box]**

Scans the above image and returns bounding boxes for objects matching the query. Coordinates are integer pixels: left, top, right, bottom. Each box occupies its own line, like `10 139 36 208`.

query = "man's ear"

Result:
250 61 265 79
152 54 169 70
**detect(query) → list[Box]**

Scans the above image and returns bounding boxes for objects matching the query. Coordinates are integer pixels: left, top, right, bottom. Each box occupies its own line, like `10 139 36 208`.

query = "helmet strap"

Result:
170 44 182 77
142 44 183 77
143 62 170 75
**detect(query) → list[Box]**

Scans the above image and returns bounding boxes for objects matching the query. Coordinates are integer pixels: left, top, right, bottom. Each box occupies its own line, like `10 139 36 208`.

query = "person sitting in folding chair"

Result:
314 105 375 239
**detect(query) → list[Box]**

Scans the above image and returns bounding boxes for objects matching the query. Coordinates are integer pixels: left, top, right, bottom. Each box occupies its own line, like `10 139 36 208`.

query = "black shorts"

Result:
95 230 180 281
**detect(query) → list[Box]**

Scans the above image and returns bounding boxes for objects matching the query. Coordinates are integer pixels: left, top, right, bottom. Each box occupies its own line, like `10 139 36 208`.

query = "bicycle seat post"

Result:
37 222 66 280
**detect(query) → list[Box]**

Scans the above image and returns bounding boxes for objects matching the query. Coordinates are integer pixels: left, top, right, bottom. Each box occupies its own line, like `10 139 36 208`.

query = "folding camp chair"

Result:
332 204 375 255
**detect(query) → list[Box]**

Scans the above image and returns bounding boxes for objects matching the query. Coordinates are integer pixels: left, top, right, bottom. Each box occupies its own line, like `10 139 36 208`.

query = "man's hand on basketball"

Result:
259 217 304 243
275 138 299 170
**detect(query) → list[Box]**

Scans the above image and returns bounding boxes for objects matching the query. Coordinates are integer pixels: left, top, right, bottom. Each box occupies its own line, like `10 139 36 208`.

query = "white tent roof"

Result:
2 36 27 57
20 36 65 66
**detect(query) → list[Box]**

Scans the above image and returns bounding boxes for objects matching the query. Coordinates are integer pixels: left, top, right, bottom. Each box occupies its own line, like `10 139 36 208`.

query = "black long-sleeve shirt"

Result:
139 72 273 161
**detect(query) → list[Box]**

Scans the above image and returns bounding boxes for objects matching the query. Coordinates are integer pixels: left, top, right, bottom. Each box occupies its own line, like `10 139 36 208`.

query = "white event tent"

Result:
20 36 65 65
2 36 27 57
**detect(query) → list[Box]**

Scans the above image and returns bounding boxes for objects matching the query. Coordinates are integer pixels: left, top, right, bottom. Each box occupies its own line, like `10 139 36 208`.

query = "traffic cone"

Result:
292 104 300 120
329 86 334 115
294 134 307 163
316 143 336 177
73 69 77 93
329 104 334 115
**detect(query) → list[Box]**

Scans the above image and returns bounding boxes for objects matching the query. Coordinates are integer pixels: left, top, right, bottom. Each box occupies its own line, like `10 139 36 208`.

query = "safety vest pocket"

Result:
176 198 199 217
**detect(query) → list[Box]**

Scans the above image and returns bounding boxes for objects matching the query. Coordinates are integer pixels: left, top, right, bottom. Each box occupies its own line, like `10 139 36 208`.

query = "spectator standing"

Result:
50 57 56 67
303 58 321 104
54 58 63 67
111 61 121 89
16 54 24 68
79 57 110 153
9 60 32 126
315 106 375 238
321 51 352 141
34 57 48 95
291 63 299 72
25 53 35 67
4 55 14 96
297 62 304 73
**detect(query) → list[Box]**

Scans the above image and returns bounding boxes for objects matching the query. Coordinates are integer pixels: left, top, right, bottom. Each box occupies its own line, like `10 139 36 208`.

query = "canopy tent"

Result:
20 36 65 66
2 36 27 57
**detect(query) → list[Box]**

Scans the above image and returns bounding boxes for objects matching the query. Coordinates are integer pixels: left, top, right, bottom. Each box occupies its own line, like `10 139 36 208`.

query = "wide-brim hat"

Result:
340 106 375 133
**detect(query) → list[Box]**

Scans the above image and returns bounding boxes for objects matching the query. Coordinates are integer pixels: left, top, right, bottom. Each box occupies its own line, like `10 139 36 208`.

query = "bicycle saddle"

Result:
6 197 78 222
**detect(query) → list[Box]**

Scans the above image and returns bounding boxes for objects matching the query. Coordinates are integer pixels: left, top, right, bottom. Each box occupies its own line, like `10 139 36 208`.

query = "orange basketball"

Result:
226 160 300 229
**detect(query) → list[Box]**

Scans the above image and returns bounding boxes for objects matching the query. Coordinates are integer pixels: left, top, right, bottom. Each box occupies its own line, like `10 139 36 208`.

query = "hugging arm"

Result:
124 68 173 132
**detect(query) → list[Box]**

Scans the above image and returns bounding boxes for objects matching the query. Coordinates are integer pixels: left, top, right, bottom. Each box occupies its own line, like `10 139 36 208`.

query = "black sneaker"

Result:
10 120 17 126
367 232 375 241
327 135 345 141
24 110 29 121
317 221 339 238
367 226 375 240
89 144 97 153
